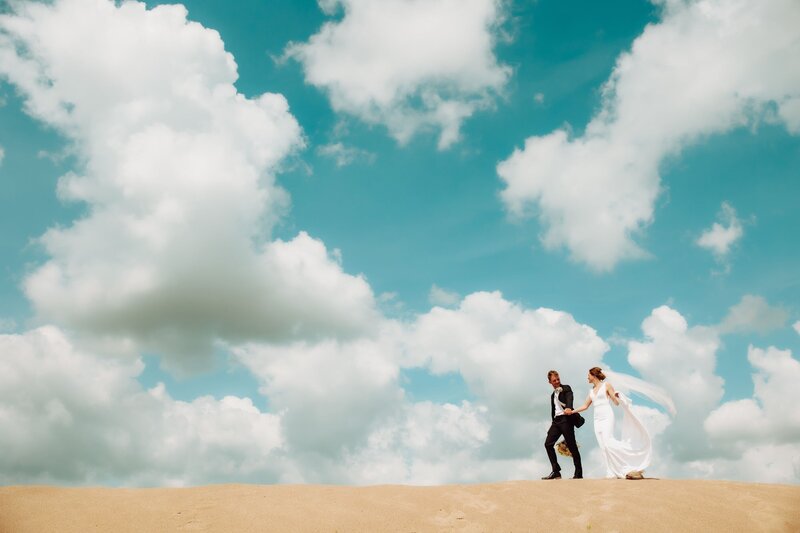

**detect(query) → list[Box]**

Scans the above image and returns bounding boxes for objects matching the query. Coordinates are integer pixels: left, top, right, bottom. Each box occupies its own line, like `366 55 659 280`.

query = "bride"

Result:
567 366 673 479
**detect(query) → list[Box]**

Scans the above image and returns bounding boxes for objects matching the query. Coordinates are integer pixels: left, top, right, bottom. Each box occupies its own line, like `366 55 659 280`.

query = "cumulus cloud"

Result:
279 400 501 485
687 443 800 485
341 401 498 485
233 290 610 469
234 331 405 457
407 291 609 459
411 292 607 410
0 0 379 370
610 305 797 482
285 0 511 149
793 321 800 335
228 291 612 482
5 299 793 485
317 141 375 167
428 284 460 307
627 305 723 459
706 346 800 445
696 202 744 260
497 0 800 271
704 346 800 483
0 318 544 486
716 294 788 335
249 295 764 484
613 306 800 484
0 326 285 486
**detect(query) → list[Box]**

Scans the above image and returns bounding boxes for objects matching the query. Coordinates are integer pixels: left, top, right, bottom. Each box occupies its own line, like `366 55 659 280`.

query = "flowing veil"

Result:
605 370 677 416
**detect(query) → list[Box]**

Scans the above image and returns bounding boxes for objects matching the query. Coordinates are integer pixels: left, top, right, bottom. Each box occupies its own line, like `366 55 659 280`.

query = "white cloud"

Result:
686 443 800 485
317 141 375 167
229 315 549 485
234 330 405 456
234 291 610 482
376 291 406 315
407 291 609 460
793 321 800 335
614 305 796 483
497 0 800 271
342 401 498 485
703 346 800 483
696 202 743 262
5 301 797 485
378 291 398 303
285 0 511 149
0 318 546 486
428 284 460 307
232 289 609 472
717 294 788 335
592 307 800 483
411 292 607 409
275 400 502 485
706 346 800 445
627 305 723 459
533 92 545 104
0 144 4 165
0 326 285 486
0 0 379 370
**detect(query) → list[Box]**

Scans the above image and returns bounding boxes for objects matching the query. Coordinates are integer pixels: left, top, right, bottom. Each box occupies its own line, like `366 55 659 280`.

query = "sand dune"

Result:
1 479 798 532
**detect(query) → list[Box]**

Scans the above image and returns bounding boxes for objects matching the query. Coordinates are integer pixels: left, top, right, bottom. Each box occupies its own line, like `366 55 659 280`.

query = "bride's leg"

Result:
594 415 620 478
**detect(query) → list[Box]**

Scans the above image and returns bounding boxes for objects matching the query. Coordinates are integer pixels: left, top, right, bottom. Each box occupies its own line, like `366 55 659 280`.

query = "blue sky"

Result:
0 0 798 485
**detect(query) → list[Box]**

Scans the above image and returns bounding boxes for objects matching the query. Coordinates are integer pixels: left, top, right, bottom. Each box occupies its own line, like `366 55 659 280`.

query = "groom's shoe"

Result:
572 475 583 479
541 471 561 480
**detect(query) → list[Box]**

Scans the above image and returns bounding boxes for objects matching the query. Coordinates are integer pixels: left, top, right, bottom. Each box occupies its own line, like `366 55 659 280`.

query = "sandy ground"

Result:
1 479 798 532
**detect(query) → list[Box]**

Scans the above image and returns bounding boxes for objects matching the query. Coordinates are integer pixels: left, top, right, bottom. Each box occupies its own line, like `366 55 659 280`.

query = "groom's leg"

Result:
562 423 582 477
544 422 562 473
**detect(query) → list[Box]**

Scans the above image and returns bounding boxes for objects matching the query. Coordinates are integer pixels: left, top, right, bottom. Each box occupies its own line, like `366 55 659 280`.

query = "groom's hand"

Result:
564 408 574 414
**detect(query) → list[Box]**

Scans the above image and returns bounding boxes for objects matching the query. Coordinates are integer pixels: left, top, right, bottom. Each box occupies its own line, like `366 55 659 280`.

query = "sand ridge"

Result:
1 479 799 532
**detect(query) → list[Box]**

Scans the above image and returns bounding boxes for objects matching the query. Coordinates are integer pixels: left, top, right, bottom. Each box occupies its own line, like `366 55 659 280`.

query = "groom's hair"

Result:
547 370 559 381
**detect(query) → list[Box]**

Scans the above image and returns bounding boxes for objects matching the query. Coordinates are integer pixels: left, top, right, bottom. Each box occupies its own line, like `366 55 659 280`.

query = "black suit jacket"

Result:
550 384 584 427
551 385 575 420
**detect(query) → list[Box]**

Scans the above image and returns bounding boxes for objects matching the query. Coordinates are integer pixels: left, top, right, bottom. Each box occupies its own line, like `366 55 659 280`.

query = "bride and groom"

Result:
542 367 670 480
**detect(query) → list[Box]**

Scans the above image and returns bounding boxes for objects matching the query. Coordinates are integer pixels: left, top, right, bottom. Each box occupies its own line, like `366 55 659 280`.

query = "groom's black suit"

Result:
545 385 583 477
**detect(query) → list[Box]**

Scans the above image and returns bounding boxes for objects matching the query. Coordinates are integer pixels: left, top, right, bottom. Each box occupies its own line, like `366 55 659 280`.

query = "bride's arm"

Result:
566 395 592 414
606 383 620 406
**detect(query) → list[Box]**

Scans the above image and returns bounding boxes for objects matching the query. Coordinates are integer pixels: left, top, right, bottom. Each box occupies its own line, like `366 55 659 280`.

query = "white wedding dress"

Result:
590 381 652 478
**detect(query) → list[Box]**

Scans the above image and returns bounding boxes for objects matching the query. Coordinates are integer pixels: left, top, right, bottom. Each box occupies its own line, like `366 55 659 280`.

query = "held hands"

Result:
564 408 574 415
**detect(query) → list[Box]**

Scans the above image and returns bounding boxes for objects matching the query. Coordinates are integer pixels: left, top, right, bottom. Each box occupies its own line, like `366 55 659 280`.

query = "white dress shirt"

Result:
553 387 566 417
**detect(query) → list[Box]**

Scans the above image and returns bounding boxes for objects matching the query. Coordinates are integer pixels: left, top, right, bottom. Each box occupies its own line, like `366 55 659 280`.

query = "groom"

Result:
542 370 583 479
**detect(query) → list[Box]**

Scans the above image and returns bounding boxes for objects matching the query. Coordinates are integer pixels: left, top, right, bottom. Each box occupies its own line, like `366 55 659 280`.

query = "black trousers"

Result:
545 416 582 476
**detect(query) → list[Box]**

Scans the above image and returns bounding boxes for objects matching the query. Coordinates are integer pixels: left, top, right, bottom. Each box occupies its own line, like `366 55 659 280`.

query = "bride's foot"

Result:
625 470 644 480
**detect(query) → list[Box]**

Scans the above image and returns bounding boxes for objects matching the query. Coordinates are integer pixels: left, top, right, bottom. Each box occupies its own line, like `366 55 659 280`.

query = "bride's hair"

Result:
589 367 606 380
